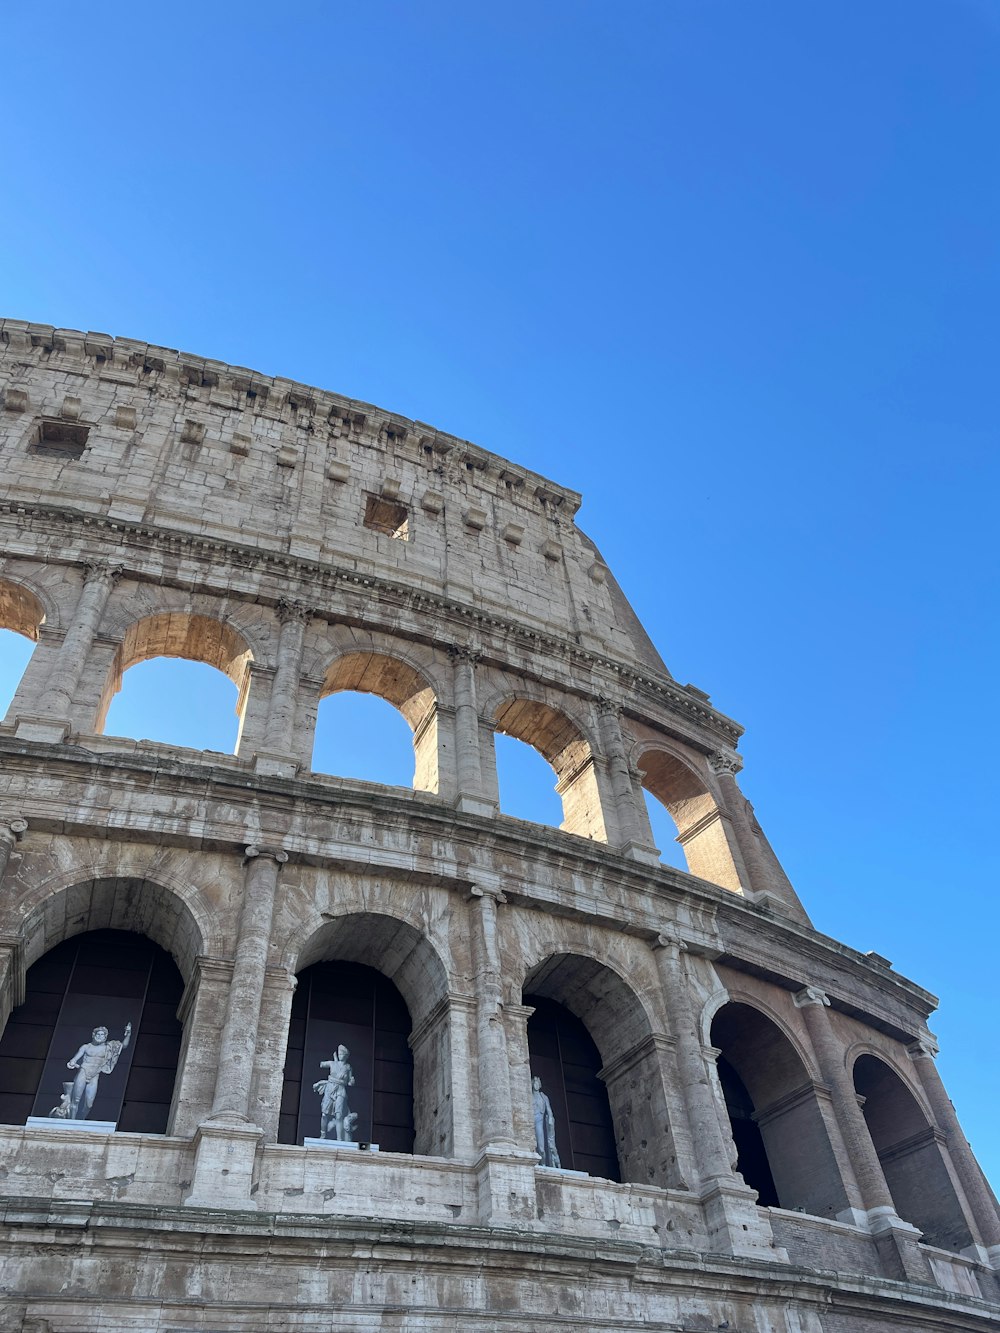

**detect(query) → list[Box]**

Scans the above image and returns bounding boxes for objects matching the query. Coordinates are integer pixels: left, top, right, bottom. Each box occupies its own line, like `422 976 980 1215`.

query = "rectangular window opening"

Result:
364 494 409 541
29 419 90 460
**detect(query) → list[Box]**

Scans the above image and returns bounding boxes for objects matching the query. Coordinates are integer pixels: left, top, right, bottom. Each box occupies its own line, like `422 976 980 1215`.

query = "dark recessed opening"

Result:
29 419 90 460
364 494 409 541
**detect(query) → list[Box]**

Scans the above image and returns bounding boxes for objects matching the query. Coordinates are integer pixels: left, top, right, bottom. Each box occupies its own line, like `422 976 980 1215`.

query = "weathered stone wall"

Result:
0 322 996 1331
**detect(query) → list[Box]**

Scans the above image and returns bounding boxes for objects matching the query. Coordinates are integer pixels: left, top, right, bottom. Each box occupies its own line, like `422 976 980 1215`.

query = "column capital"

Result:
243 844 289 866
596 695 623 720
81 558 125 586
793 985 831 1009
906 1033 939 1060
467 884 507 905
275 598 313 626
0 816 28 843
448 643 481 665
708 748 743 777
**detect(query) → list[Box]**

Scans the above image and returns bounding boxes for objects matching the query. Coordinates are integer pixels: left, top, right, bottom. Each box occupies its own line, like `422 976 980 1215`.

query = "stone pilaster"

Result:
468 887 517 1151
652 934 779 1258
185 844 288 1209
210 844 288 1121
0 817 28 1030
596 698 659 863
908 1035 1000 1268
16 562 123 741
254 600 310 776
450 647 494 816
793 986 927 1282
708 749 810 923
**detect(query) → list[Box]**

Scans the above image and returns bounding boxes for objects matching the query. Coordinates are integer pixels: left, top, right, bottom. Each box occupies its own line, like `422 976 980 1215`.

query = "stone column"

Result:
653 934 781 1258
596 699 658 863
451 648 494 815
185 845 288 1211
468 888 537 1227
793 987 894 1220
16 562 123 741
210 845 288 1120
653 935 735 1187
0 819 28 1027
468 887 516 1149
908 1036 1000 1265
254 600 310 775
709 749 810 923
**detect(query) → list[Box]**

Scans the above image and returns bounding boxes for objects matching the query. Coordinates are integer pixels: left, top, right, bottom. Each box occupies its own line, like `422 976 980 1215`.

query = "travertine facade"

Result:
0 319 996 1331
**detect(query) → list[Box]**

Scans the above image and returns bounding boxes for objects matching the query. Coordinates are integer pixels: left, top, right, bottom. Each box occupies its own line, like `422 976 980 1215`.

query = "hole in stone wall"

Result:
29 419 90 459
103 658 240 753
363 494 409 540
312 691 416 787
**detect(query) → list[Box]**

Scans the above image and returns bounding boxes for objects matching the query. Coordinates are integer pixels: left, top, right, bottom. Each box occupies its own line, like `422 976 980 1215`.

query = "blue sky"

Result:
2 3 998 1185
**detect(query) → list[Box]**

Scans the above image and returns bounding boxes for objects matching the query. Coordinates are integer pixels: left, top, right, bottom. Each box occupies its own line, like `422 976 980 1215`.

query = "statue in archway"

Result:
60 1023 132 1119
314 1044 357 1141
531 1074 561 1168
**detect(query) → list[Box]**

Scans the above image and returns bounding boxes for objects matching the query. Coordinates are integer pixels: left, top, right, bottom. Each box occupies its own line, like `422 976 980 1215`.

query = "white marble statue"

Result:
532 1074 561 1168
64 1023 132 1119
313 1044 357 1141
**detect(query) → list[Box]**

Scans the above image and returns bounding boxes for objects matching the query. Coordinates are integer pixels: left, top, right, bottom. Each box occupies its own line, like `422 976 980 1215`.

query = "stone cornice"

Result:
0 500 744 746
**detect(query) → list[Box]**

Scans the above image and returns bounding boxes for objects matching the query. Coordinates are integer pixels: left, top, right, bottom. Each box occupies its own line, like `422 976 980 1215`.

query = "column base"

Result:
621 839 661 867
253 751 301 778
183 1114 265 1211
699 1178 787 1260
474 1147 540 1226
455 793 497 818
13 716 70 744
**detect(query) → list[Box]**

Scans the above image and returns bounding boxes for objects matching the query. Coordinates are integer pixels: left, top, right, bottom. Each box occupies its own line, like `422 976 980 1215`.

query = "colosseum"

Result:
0 318 996 1332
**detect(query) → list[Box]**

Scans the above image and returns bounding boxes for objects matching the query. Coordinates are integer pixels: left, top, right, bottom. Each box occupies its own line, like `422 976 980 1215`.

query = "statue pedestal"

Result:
304 1138 379 1151
25 1117 116 1133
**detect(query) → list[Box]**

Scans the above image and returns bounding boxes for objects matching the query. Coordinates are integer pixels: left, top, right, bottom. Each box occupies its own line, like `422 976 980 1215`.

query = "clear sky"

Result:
2 3 998 1186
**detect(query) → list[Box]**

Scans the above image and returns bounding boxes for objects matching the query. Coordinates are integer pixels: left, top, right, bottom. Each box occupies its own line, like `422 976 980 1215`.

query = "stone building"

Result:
0 318 996 1331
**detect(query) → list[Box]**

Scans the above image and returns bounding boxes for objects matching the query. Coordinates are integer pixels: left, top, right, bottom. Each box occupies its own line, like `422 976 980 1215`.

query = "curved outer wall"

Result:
0 319 996 1332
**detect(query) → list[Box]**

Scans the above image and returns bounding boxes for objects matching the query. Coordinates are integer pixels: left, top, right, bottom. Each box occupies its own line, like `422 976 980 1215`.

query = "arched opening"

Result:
494 699 608 840
280 961 413 1151
641 789 688 872
99 613 252 754
853 1053 972 1252
0 578 45 722
522 952 679 1187
314 653 439 793
0 929 183 1133
288 912 452 1157
637 748 742 890
312 692 416 787
494 732 564 828
711 1002 849 1218
524 995 618 1180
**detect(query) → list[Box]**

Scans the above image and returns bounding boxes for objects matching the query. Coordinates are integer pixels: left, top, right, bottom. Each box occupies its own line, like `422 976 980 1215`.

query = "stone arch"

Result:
0 574 48 724
520 949 680 1187
15 874 207 985
490 691 608 840
96 611 254 744
312 646 441 793
631 740 744 891
0 574 47 641
284 910 452 1157
0 875 206 1135
851 1051 973 1252
711 999 850 1218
